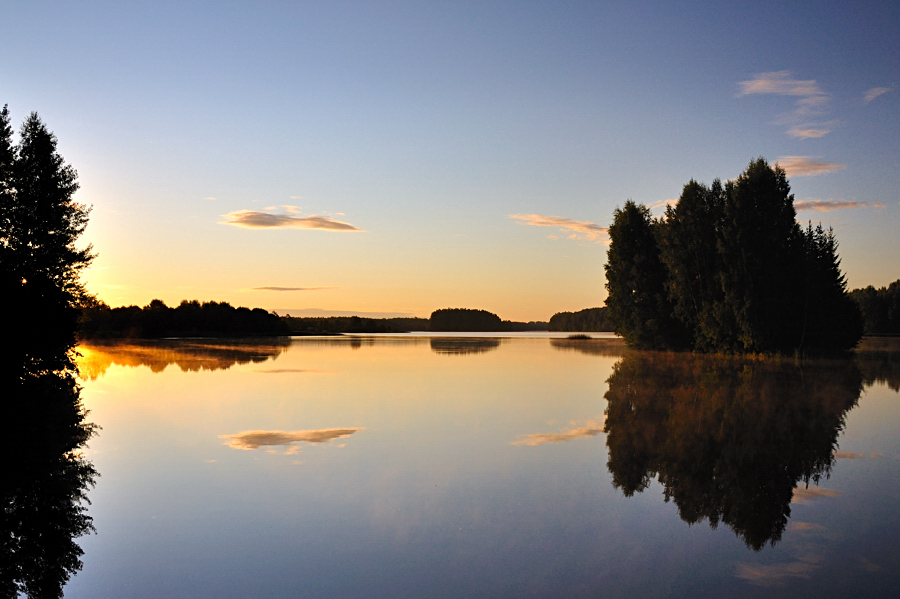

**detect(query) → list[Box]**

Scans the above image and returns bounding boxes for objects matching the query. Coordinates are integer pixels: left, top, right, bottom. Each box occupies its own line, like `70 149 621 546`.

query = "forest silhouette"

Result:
605 158 863 355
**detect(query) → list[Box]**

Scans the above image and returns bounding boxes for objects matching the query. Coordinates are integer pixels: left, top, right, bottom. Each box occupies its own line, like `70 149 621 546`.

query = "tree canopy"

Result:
0 107 93 373
605 158 863 355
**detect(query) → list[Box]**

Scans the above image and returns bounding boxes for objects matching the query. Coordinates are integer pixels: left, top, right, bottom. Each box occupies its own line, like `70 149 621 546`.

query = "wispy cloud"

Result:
249 286 334 291
221 428 363 453
738 71 827 98
776 156 846 177
221 206 362 231
203 196 216 201
795 200 883 212
863 87 891 104
739 71 833 136
787 126 829 139
791 486 839 504
509 213 607 242
511 419 605 446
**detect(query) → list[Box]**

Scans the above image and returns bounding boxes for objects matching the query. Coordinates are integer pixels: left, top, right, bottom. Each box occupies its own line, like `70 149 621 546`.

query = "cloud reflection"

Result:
221 428 364 453
511 420 605 446
791 486 839 504
735 555 823 586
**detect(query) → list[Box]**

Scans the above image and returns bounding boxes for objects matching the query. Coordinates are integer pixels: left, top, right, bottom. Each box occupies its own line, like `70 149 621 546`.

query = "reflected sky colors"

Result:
68 337 900 598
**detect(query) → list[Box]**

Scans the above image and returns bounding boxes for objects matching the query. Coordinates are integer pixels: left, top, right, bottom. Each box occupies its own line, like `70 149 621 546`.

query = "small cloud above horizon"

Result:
776 156 846 177
220 205 362 231
863 87 891 104
249 286 335 292
509 213 607 242
795 199 883 212
203 196 216 201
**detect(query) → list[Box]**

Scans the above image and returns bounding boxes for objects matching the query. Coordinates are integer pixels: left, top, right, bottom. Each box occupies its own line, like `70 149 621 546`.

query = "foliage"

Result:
605 159 862 355
604 201 688 350
80 299 290 339
851 279 900 335
0 107 93 372
548 307 613 332
429 308 503 332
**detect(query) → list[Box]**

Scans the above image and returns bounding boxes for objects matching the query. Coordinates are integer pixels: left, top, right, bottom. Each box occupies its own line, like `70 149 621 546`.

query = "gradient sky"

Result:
3 0 898 320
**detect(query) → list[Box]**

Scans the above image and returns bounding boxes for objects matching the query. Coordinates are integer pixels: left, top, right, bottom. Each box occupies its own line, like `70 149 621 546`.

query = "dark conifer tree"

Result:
658 179 726 351
717 158 802 352
605 201 687 349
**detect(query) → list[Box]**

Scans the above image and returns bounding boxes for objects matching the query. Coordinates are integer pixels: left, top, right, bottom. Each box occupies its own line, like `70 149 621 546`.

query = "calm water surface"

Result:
62 336 899 598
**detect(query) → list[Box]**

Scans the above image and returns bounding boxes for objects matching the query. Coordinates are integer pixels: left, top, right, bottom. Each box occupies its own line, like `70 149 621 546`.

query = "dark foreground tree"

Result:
0 107 93 371
605 159 862 354
604 201 687 350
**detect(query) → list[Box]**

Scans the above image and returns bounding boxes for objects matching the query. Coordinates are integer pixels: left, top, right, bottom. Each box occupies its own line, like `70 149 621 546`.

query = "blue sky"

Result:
3 0 898 320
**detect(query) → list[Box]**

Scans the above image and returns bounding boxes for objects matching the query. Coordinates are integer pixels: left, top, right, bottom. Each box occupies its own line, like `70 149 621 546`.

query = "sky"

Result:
2 0 898 321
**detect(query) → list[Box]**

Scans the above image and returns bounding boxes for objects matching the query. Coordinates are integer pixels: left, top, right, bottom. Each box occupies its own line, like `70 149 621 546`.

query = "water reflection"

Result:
429 338 502 355
854 337 900 391
549 337 627 357
1 359 97 597
76 339 290 379
604 352 863 550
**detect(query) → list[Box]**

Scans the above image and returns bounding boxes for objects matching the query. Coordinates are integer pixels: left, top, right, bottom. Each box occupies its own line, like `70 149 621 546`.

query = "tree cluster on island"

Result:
285 309 548 334
605 158 863 355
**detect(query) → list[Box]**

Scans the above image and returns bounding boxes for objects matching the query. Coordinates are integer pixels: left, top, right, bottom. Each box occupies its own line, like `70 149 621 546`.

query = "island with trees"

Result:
605 158 864 355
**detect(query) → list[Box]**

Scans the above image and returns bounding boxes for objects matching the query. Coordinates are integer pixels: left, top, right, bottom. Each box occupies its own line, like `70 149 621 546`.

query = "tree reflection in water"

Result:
604 352 863 550
1 356 97 598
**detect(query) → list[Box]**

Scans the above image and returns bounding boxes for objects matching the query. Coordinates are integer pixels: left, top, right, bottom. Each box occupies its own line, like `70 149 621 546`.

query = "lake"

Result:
55 336 900 597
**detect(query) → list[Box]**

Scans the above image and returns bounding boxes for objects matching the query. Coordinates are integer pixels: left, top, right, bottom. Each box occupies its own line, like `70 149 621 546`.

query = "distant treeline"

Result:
605 159 863 355
284 316 430 334
80 299 290 338
851 279 900 335
285 309 547 333
548 307 613 332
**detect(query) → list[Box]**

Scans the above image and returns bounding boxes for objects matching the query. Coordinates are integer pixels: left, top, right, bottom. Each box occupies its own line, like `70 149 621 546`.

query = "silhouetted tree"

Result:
851 279 900 335
548 307 613 332
605 201 687 349
717 158 802 352
658 179 726 350
0 108 93 373
429 308 503 332
605 159 862 354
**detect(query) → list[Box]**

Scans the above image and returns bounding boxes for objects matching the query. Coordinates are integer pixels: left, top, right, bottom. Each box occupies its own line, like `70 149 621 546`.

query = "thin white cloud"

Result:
776 156 846 177
509 213 607 241
249 286 334 291
648 198 678 215
863 87 890 104
221 208 363 231
203 196 216 201
739 71 832 136
787 126 830 139
795 200 876 212
221 428 363 451
738 71 827 98
511 419 605 446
